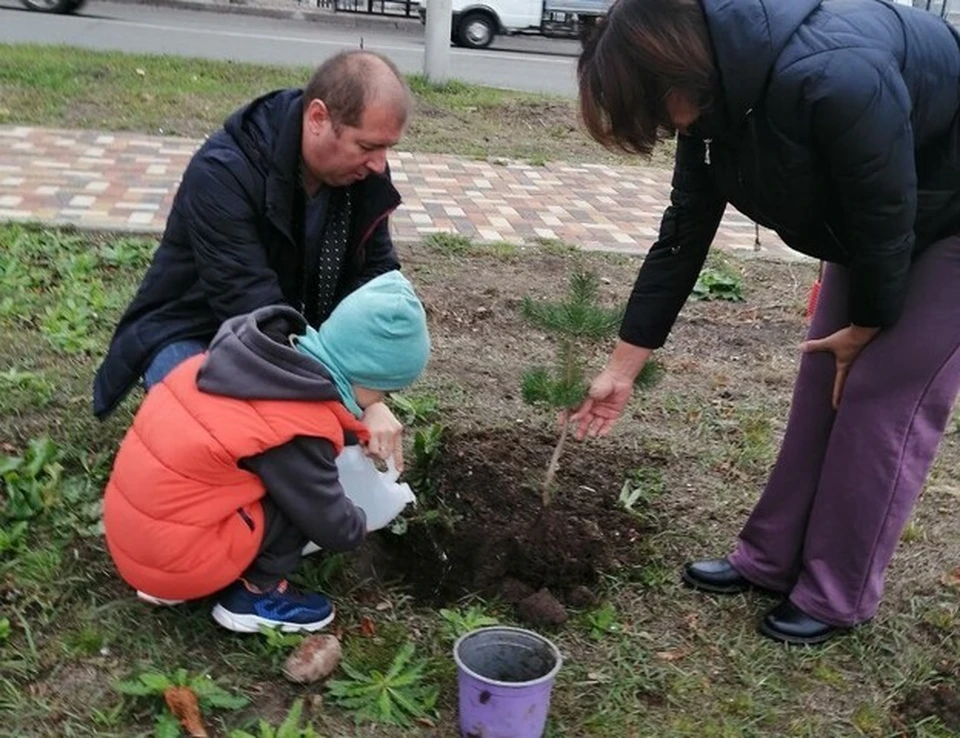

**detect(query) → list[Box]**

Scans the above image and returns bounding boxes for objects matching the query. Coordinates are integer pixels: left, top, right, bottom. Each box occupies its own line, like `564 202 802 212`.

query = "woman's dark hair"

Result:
578 0 717 155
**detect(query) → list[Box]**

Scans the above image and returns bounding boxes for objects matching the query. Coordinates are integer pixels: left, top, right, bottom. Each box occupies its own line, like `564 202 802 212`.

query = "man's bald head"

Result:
304 51 410 129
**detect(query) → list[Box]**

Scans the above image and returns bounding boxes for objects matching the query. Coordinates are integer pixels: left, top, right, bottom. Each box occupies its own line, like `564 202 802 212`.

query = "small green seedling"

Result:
98 236 156 269
618 468 666 518
229 698 321 738
115 668 248 738
692 266 744 302
0 617 10 643
439 605 499 641
0 521 28 556
0 368 55 408
0 437 62 522
389 393 440 426
406 423 445 500
586 603 621 640
326 642 438 727
293 552 348 592
520 271 621 504
256 626 304 670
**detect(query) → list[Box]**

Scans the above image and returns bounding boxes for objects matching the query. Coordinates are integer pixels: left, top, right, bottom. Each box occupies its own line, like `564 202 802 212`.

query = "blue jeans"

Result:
142 339 208 391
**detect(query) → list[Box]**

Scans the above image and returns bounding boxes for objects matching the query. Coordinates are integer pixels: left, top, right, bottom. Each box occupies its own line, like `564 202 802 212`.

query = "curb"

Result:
8 217 809 261
6 217 664 257
117 0 425 35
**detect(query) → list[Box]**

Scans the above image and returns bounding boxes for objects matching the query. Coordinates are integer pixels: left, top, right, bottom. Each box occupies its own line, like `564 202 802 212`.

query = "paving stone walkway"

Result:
0 125 796 260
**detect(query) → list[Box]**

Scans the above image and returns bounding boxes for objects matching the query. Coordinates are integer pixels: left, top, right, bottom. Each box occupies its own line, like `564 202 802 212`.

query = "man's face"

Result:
303 99 405 188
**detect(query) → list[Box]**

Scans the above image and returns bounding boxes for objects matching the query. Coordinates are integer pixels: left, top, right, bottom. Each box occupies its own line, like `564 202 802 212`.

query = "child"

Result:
102 271 430 633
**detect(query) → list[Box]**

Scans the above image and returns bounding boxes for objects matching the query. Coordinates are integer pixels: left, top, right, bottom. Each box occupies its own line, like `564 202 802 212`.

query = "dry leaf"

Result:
359 616 376 637
655 648 690 663
940 567 960 587
163 686 208 737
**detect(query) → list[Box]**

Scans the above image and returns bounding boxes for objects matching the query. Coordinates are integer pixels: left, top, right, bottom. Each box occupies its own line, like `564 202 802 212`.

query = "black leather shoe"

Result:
759 600 840 645
682 558 753 594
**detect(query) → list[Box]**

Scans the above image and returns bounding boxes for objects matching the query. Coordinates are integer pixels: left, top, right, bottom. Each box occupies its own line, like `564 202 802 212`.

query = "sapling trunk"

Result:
520 271 622 506
543 409 570 505
542 340 577 505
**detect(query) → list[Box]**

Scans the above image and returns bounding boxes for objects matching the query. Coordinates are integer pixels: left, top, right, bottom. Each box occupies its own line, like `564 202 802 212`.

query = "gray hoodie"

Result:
196 305 367 552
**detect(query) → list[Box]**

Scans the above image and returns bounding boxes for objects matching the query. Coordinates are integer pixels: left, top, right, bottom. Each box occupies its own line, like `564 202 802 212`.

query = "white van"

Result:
422 0 611 49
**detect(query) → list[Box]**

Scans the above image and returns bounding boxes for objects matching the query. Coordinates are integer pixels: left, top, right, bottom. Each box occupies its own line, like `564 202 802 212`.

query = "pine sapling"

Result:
520 271 621 504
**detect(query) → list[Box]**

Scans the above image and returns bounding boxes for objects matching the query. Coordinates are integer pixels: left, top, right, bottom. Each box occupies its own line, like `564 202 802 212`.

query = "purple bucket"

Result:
453 626 562 738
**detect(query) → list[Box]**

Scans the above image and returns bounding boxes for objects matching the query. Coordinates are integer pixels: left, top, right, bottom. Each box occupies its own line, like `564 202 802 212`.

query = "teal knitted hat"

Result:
295 271 430 417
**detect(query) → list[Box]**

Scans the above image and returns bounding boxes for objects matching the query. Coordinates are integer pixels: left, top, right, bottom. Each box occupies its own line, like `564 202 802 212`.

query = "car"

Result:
21 0 86 13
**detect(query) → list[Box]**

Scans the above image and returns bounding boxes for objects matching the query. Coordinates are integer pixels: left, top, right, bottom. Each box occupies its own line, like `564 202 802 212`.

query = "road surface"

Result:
0 0 580 95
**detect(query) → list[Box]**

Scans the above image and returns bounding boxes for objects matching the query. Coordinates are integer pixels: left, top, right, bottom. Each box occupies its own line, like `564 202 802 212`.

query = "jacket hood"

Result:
197 306 341 402
223 88 302 178
700 0 820 133
223 89 304 243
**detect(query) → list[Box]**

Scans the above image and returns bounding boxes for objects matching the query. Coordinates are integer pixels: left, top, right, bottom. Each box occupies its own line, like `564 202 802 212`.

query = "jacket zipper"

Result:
237 507 255 531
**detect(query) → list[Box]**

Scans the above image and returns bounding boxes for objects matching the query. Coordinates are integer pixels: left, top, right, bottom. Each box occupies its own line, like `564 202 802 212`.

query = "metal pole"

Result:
423 0 453 83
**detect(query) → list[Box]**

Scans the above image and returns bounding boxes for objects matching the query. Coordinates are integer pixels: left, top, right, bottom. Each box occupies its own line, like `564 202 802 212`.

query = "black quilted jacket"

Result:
621 0 960 348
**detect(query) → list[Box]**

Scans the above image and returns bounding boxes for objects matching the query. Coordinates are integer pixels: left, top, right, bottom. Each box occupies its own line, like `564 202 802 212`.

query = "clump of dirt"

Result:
373 428 655 622
896 682 960 733
517 589 568 626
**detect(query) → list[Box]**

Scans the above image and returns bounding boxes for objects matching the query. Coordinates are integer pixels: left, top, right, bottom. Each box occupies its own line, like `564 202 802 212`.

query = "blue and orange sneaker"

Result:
211 579 335 633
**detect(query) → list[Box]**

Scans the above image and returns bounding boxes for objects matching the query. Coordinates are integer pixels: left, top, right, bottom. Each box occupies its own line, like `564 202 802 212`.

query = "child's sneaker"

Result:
211 579 335 633
137 590 185 606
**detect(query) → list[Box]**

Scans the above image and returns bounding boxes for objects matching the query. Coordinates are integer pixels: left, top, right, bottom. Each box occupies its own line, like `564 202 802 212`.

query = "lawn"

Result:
0 44 676 169
1 222 959 737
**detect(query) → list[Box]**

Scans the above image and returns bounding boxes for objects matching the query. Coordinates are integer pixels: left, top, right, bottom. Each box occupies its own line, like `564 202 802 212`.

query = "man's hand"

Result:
360 401 405 471
801 324 880 409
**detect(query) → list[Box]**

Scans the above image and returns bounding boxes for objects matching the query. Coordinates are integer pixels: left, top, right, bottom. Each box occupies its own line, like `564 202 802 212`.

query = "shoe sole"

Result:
757 620 838 646
681 570 752 595
210 604 336 634
137 591 186 606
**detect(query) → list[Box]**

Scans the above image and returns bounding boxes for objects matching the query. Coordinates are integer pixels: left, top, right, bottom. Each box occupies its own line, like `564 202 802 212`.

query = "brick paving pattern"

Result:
0 125 796 260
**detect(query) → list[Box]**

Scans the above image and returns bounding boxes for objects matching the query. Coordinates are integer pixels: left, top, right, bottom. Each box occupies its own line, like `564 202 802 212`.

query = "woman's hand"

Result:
801 324 880 409
570 370 635 439
571 340 652 439
360 401 405 471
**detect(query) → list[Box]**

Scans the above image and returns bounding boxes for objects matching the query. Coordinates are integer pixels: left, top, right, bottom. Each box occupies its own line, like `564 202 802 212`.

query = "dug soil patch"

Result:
375 428 655 619
896 682 960 734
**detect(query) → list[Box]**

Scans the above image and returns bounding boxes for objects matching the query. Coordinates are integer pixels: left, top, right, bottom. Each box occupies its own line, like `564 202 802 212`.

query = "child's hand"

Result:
361 401 405 471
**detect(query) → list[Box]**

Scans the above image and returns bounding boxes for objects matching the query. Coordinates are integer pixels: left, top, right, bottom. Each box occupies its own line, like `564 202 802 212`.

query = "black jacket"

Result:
93 89 401 419
621 0 960 349
197 305 367 552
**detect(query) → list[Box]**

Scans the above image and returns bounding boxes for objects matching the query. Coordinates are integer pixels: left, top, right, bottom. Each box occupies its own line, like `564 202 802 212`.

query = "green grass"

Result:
0 44 676 167
1 222 959 736
422 231 473 254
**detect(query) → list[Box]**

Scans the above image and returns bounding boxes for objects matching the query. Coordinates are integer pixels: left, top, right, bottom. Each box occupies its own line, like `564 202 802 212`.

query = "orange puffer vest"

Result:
103 354 368 601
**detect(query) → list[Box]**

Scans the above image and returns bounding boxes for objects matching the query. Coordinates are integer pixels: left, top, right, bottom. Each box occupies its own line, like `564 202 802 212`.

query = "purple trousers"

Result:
728 235 960 627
